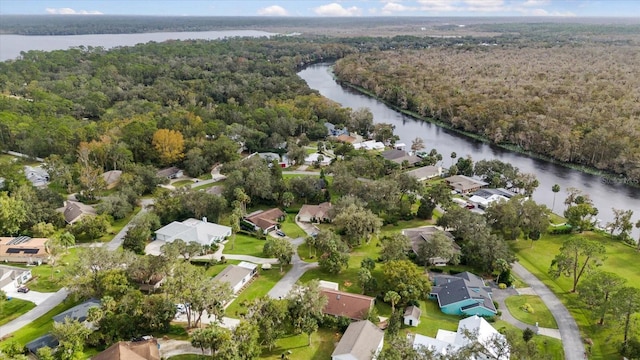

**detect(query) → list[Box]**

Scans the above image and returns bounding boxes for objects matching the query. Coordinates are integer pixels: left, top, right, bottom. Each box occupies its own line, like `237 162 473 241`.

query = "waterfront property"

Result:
405 165 443 181
332 320 384 360
430 272 497 317
444 175 488 194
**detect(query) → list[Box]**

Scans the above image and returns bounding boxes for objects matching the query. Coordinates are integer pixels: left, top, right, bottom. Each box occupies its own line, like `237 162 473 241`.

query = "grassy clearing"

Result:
504 295 558 329
224 267 288 318
297 242 317 263
409 300 460 336
172 179 195 187
259 328 335 360
378 218 436 237
511 231 640 359
223 234 265 258
17 248 79 292
279 214 306 239
493 320 565 359
0 298 36 326
7 298 81 346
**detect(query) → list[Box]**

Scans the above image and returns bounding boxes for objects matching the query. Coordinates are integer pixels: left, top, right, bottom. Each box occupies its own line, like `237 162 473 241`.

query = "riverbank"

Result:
332 73 638 188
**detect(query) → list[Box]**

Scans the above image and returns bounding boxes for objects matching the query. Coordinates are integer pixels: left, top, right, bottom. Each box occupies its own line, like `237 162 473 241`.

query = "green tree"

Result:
357 267 372 294
246 297 289 351
416 231 459 268
316 230 350 274
191 323 237 360
0 191 27 235
233 321 261 360
360 257 376 271
333 204 382 247
551 184 561 212
31 222 55 237
380 233 411 262
607 208 634 241
382 260 431 305
611 286 640 350
122 224 150 254
384 291 401 313
51 318 92 358
348 107 374 137
549 237 607 292
287 280 328 345
577 270 626 325
263 237 294 273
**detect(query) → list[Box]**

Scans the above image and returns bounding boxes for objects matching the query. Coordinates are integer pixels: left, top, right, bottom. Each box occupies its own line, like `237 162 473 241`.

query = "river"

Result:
1 31 638 233
298 63 640 233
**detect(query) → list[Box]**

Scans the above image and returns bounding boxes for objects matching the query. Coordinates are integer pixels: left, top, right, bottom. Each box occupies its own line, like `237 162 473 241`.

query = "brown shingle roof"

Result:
245 208 285 231
320 289 375 320
297 202 332 221
92 339 160 360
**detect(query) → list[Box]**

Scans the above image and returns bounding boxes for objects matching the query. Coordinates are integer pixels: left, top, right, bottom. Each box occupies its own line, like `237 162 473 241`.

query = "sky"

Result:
0 0 638 17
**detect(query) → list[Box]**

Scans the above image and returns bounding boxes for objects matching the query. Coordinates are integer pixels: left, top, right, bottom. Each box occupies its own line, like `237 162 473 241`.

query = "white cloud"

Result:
463 0 506 12
417 0 461 12
45 7 103 15
257 5 289 16
381 2 418 14
313 3 362 16
522 0 551 6
524 8 576 16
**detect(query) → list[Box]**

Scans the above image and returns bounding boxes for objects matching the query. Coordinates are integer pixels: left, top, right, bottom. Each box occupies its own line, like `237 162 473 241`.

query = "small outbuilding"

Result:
403 305 422 327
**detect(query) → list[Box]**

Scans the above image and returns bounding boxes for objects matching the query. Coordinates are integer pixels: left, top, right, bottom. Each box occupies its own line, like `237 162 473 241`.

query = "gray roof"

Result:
381 149 422 165
62 201 96 224
404 305 422 319
156 167 181 178
332 320 384 360
26 334 59 353
213 264 253 289
405 166 441 180
431 272 496 314
445 175 488 192
473 188 517 199
53 299 101 323
402 226 459 254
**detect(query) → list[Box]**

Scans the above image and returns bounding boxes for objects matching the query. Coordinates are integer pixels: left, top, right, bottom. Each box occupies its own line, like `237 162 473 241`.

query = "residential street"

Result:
512 262 586 360
267 236 318 299
105 198 154 251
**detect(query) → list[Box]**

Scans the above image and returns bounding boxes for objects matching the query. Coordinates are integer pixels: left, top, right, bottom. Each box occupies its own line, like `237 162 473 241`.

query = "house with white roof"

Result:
304 153 331 166
353 140 385 151
412 315 510 359
213 261 258 294
155 218 231 247
24 165 49 187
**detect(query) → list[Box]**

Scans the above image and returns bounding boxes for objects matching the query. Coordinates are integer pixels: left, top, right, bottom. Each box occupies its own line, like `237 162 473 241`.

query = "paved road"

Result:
105 198 154 251
0 288 69 336
512 262 585 360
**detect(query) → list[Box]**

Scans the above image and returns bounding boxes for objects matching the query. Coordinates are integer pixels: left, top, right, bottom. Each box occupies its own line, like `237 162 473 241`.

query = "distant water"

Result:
0 30 275 61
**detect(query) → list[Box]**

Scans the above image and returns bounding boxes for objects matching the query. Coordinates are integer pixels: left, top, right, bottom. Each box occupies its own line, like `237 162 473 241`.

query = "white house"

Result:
304 152 331 166
0 265 32 289
24 165 49 187
155 218 231 247
353 140 385 151
412 315 510 360
213 262 258 294
403 305 421 327
332 320 384 360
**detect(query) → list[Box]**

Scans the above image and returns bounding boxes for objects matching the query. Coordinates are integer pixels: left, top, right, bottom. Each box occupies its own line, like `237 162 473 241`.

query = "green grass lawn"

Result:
168 355 209 360
504 295 558 329
7 298 82 346
200 259 241 277
279 214 306 239
409 300 460 337
0 298 36 326
259 328 335 360
493 320 565 359
224 267 288 318
378 218 436 237
511 231 640 359
96 206 141 243
222 234 265 258
297 242 317 263
172 179 194 187
17 248 79 292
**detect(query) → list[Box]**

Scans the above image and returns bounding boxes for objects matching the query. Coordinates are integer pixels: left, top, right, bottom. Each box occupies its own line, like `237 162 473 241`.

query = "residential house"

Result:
92 338 160 360
336 134 360 144
403 306 422 327
412 315 509 359
213 262 258 294
60 200 97 224
380 149 422 166
325 122 349 137
444 175 488 194
205 185 224 196
320 287 375 320
304 152 331 166
256 152 289 168
402 226 460 266
354 140 385 151
0 265 32 288
26 334 59 356
430 272 497 317
468 188 518 210
0 236 49 264
156 167 183 179
24 165 49 187
405 166 443 181
332 320 384 360
297 202 332 223
244 208 285 234
155 218 231 247
53 298 101 325
101 170 123 189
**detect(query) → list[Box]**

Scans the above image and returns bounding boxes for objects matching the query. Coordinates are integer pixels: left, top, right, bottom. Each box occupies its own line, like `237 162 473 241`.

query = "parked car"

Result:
17 286 30 293
276 230 286 237
465 203 475 209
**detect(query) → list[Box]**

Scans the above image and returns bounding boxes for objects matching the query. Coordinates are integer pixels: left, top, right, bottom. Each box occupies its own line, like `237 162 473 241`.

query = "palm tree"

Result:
384 291 401 313
551 184 561 213
229 207 242 251
450 152 457 167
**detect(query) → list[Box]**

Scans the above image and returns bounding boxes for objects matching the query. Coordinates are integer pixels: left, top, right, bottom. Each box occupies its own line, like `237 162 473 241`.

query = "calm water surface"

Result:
298 63 640 232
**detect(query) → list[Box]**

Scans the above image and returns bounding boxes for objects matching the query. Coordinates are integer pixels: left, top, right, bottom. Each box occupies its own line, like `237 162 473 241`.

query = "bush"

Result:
498 283 507 289
549 225 572 235
448 269 462 275
430 267 444 273
521 303 535 314
493 301 499 310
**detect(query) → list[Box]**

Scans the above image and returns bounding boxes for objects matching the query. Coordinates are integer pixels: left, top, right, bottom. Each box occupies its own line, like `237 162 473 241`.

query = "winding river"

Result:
298 63 640 232
1 31 638 233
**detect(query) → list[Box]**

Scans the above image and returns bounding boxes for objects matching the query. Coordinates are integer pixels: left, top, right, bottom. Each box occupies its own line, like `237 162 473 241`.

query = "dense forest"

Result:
333 44 640 181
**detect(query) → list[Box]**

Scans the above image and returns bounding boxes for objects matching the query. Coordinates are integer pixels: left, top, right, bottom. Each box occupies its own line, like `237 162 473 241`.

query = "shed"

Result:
403 305 422 327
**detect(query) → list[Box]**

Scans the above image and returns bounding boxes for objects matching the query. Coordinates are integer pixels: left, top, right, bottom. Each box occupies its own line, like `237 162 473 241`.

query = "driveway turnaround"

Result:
512 262 585 360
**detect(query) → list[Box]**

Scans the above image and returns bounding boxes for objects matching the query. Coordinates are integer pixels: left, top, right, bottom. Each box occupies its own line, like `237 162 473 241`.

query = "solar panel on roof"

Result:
6 248 21 253
8 236 31 245
23 249 39 254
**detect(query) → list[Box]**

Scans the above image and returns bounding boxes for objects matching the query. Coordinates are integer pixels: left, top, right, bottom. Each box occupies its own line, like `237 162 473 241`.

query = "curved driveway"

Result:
512 262 585 360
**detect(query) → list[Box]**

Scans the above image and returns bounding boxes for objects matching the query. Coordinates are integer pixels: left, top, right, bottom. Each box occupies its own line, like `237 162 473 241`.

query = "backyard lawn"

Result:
493 320 565 359
279 214 306 239
259 328 335 360
14 248 79 292
0 298 36 326
511 231 640 359
224 266 288 318
222 234 265 258
504 295 558 329
7 298 82 346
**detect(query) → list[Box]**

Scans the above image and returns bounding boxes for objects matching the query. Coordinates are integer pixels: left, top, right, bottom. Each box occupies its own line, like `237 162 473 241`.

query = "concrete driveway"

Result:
2 283 55 305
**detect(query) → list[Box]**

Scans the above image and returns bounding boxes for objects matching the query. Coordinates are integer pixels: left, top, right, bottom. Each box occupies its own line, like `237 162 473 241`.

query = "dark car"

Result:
17 286 30 293
276 230 286 237
465 203 475 209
